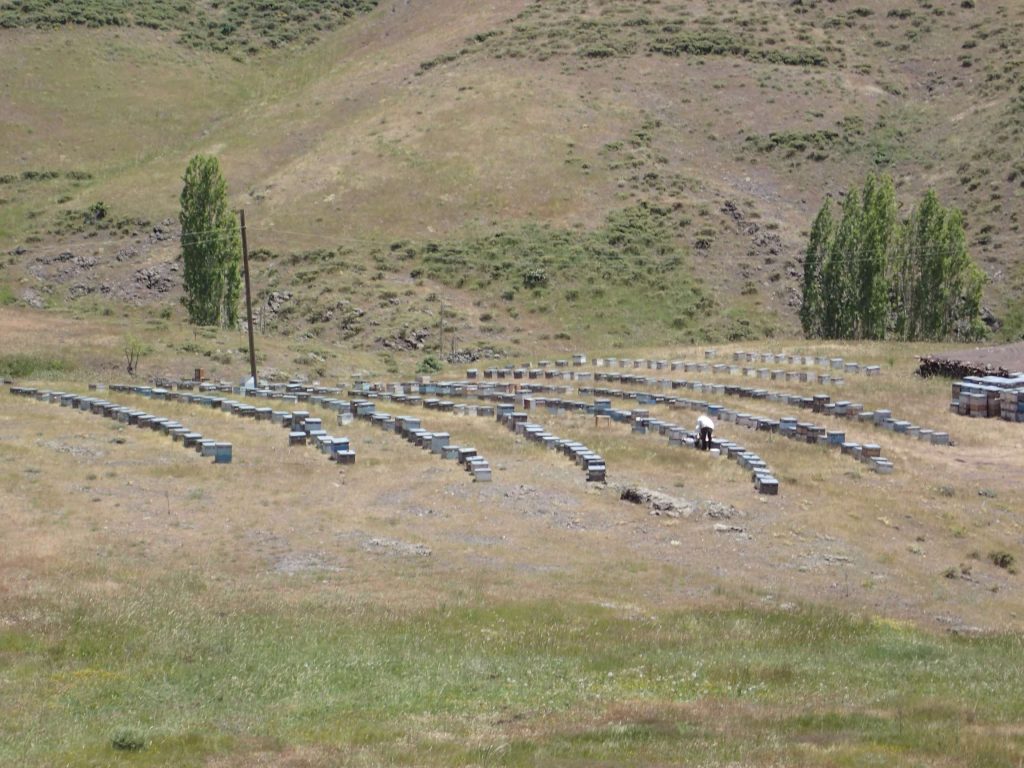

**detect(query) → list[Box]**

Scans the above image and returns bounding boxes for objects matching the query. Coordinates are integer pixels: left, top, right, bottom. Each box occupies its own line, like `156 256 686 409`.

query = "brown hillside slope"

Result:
0 0 1021 349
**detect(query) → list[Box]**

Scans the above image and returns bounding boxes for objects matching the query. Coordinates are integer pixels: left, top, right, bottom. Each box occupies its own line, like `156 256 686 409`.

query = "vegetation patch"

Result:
0 353 73 378
0 170 92 184
47 203 147 238
407 203 722 343
0 0 379 56
745 130 840 156
416 1 829 72
989 551 1017 573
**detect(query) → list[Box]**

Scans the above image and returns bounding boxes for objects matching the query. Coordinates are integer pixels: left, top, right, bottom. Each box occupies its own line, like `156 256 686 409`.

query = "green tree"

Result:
800 197 834 338
856 173 897 340
898 189 944 339
179 155 240 327
822 187 861 338
939 206 985 340
802 177 985 342
900 191 985 340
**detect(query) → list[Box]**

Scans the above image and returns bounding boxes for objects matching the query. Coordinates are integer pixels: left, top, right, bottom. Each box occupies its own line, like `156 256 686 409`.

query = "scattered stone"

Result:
362 538 432 557
378 326 431 351
149 219 176 242
446 347 504 363
133 265 175 293
273 552 341 575
267 291 293 313
713 523 745 534
821 554 853 564
68 283 98 298
40 439 105 458
21 288 44 308
617 484 695 518
702 500 739 519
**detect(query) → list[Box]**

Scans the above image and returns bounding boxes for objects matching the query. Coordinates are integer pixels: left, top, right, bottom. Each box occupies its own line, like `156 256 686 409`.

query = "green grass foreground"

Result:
2 586 1022 766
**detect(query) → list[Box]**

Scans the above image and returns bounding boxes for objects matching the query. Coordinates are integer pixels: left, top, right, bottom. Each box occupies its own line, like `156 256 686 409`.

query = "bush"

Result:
416 356 443 374
0 354 72 379
523 267 547 288
989 551 1017 572
110 728 145 752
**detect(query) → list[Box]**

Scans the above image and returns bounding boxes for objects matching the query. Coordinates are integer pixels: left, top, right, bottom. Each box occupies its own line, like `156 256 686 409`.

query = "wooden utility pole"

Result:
239 209 257 387
438 296 444 359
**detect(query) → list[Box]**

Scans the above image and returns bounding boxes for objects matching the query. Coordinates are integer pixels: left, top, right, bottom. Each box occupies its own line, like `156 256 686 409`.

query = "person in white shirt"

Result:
696 413 715 450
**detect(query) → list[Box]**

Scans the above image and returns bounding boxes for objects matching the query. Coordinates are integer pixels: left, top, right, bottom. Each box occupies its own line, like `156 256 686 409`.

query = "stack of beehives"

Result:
951 374 1024 421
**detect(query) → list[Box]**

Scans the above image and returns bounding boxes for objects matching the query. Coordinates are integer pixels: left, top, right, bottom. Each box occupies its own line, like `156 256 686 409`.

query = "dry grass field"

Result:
2 306 1023 765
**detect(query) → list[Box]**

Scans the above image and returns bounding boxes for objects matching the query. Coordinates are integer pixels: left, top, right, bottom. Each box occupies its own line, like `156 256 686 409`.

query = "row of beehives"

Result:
494 405 606 482
601 400 779 493
344 397 492 481
582 376 949 446
105 383 354 465
578 388 893 476
381 384 777 492
354 387 606 483
362 372 950 452
527 350 880 376
951 375 1024 421
182 385 494 479
120 382 496 480
594 365 847 386
10 386 232 462
414 349 879 375
360 379 573 399
718 386 950 445
143 383 496 479
716 350 881 375
347 387 500 417
466 363 849 387
491 397 770 493
593 401 779 494
362 378 892 480
346 391 497 480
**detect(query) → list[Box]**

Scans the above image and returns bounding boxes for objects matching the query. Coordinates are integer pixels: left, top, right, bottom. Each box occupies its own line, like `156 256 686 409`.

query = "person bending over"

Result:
696 413 715 450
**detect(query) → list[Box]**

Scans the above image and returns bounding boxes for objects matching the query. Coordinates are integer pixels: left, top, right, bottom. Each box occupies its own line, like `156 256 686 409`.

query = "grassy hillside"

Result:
1 0 379 55
0 0 1021 360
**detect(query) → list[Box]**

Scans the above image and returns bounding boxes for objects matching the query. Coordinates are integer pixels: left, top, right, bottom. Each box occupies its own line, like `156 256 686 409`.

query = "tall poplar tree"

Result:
900 189 944 339
179 155 241 327
800 176 985 342
800 197 834 338
856 173 897 340
823 188 861 338
937 206 985 340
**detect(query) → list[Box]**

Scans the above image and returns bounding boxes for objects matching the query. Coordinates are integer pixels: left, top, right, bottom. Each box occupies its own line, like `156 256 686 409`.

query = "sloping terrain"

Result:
0 0 1022 359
